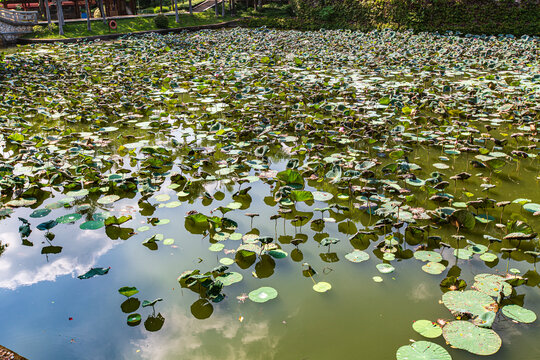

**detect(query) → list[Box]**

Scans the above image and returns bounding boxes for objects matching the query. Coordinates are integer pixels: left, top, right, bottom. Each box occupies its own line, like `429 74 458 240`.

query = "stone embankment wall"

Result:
1 20 32 44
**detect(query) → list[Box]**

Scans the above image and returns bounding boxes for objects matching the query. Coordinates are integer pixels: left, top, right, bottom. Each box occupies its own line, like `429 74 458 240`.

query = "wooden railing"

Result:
0 8 38 25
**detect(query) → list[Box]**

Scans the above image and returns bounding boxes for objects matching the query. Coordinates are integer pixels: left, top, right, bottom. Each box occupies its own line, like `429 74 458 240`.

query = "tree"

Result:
56 0 64 35
98 0 107 24
174 0 179 22
189 0 192 15
84 0 91 31
214 0 218 16
44 0 51 24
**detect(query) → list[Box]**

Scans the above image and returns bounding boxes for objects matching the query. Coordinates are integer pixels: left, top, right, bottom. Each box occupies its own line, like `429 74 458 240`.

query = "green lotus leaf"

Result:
216 272 243 286
414 250 442 263
313 191 334 202
376 263 395 274
473 274 512 297
208 243 225 252
267 249 288 259
345 250 370 263
422 262 446 275
523 203 540 213
412 320 443 338
80 220 104 230
30 209 51 218
248 286 278 303
97 195 120 205
443 321 501 356
313 282 332 293
119 286 139 297
450 209 476 230
56 213 82 224
396 341 451 360
142 298 163 308
127 313 141 326
501 305 536 323
442 290 497 317
479 253 498 262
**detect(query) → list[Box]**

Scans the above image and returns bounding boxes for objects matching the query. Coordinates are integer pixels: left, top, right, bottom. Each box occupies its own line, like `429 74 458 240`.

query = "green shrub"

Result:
47 23 58 32
32 25 46 34
154 6 170 13
317 5 335 21
289 0 540 35
154 14 169 29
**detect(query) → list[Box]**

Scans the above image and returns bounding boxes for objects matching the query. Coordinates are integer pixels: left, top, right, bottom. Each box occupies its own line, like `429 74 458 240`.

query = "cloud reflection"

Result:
0 229 115 290
130 307 278 360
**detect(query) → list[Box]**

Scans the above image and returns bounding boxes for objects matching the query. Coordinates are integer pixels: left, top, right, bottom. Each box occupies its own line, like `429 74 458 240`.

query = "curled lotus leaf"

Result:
443 321 501 356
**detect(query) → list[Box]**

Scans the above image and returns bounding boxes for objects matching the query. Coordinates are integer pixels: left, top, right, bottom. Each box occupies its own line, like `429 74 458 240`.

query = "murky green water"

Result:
0 29 539 360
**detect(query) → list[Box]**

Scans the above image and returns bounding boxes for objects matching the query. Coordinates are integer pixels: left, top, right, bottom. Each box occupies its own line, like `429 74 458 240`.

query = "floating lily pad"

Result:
154 194 171 202
479 253 498 262
29 209 51 218
453 248 473 260
412 320 443 338
127 313 141 326
97 195 120 205
313 191 334 202
119 286 139 297
219 258 235 265
313 282 332 293
422 262 446 275
345 250 370 263
414 251 442 263
56 213 82 224
216 272 243 286
80 220 104 230
376 263 395 274
164 201 182 208
209 243 225 252
248 287 278 303
501 305 537 323
473 274 512 297
396 341 451 360
443 321 501 356
442 290 497 317
523 203 540 213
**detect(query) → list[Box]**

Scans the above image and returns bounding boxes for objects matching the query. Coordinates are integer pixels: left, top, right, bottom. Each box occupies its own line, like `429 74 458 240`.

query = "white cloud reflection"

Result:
130 308 278 360
0 229 115 290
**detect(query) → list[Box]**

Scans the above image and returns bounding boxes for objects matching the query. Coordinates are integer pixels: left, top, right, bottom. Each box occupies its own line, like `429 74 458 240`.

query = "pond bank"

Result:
18 19 242 44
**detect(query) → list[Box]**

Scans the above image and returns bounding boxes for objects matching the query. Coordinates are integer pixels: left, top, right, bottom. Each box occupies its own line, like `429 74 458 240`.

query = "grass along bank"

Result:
25 12 237 40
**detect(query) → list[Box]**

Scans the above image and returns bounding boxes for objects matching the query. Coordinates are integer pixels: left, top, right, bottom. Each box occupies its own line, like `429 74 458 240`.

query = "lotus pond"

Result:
0 29 539 360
